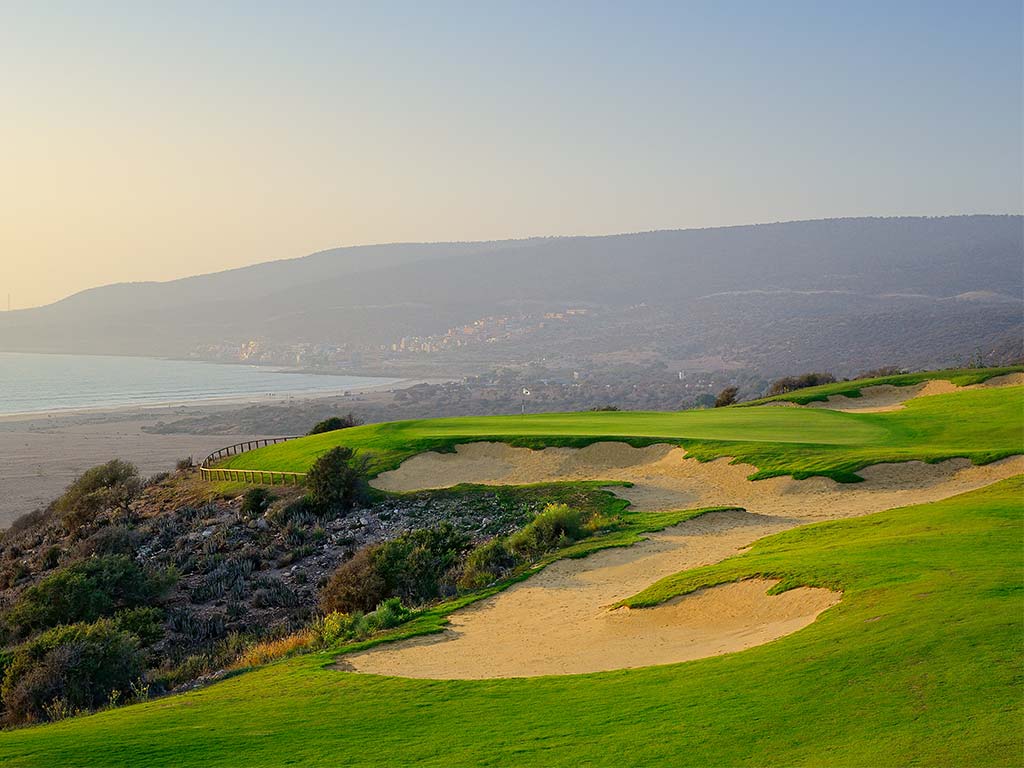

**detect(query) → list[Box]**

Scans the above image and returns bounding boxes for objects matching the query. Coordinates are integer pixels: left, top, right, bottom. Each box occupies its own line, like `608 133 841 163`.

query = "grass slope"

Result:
2 478 1020 767
740 365 1022 406
221 382 1024 482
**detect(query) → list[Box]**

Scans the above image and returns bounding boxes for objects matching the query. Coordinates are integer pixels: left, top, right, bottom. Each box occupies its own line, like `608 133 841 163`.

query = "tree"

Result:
714 386 739 407
306 447 367 513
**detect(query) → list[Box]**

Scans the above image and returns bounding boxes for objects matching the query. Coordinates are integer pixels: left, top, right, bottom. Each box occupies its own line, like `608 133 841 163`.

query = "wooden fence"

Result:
198 437 307 485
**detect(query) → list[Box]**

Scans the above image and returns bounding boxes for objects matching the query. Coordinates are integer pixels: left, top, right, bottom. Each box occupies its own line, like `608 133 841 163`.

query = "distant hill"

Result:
1 216 1021 374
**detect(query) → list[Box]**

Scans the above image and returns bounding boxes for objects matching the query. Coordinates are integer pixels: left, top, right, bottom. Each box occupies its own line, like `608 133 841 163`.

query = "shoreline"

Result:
0 377 444 525
0 378 440 423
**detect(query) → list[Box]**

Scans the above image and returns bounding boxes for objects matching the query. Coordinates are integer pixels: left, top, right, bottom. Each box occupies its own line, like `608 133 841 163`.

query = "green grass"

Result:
684 385 1024 480
740 365 1023 406
2 478 1020 767
220 380 1024 482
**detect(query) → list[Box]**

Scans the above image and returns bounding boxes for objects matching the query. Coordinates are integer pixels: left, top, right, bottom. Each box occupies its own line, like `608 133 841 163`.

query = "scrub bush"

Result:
0 620 143 725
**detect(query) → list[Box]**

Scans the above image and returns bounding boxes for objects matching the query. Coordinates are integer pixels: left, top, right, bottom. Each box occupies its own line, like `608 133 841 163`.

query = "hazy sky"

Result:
2 1 1021 308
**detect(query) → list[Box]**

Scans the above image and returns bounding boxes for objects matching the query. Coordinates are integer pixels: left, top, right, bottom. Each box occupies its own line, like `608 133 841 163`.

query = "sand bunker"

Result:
346 446 1023 678
343 570 838 679
373 441 1024 517
801 372 1024 413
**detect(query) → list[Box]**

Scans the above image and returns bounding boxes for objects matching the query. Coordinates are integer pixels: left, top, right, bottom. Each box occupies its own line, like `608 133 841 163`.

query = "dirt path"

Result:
344 450 1023 679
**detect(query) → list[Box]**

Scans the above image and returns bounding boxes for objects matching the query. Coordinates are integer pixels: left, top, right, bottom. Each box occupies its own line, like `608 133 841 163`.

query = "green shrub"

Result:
309 598 410 650
368 597 410 631
4 555 173 639
112 607 165 646
41 546 62 570
693 393 716 409
306 447 367 513
310 611 352 647
54 460 143 530
76 525 141 558
507 503 585 560
321 524 469 613
265 495 316 529
307 414 362 436
320 546 387 614
374 524 470 604
240 488 275 517
459 538 518 591
0 620 143 725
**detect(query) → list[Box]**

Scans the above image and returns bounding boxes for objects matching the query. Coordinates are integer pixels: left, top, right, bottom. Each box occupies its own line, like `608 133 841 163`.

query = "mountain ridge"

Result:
2 215 1020 373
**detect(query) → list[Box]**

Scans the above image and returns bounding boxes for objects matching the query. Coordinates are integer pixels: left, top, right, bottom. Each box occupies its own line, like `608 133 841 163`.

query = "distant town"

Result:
187 308 592 368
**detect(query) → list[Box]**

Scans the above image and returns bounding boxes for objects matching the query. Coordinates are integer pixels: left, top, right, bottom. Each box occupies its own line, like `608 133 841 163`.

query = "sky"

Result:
1 1 1021 309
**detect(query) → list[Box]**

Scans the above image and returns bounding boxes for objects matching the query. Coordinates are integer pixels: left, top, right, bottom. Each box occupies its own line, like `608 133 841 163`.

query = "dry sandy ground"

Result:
349 447 1024 679
0 409 271 527
792 372 1024 413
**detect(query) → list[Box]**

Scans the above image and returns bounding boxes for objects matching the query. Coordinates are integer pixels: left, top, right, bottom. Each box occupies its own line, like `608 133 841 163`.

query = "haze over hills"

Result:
2 215 1021 376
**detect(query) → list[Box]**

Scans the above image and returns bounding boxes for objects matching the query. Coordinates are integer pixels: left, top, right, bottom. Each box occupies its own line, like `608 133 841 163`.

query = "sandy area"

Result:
801 372 1024 413
0 409 273 527
373 441 1024 518
347 444 1024 678
342 509 835 678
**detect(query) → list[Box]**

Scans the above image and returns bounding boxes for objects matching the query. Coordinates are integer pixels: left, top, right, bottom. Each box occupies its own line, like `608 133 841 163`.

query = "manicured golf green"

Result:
2 478 1020 767
220 380 1024 481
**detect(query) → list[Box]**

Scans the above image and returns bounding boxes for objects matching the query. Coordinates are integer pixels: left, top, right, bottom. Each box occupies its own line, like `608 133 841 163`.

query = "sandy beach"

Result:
0 403 272 527
0 375 442 527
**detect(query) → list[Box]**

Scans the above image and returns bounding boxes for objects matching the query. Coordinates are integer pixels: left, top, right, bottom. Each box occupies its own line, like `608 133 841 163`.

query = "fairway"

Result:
2 478 1020 767
220 383 1024 482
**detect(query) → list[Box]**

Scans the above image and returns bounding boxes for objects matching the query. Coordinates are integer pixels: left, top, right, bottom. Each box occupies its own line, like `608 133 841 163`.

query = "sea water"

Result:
0 352 398 416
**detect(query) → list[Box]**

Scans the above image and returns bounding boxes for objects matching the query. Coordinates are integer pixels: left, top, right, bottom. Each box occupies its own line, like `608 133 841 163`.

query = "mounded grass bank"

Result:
218 382 1023 482
1 478 1020 767
740 365 1023 406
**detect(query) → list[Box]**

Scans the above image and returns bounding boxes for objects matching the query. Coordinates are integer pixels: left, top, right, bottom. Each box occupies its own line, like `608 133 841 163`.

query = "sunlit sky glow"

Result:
2 1 1021 308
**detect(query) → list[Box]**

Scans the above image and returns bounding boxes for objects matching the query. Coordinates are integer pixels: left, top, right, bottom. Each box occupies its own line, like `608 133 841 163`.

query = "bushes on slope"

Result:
323 503 611 611
0 620 144 725
320 524 469 614
3 555 173 640
54 459 144 530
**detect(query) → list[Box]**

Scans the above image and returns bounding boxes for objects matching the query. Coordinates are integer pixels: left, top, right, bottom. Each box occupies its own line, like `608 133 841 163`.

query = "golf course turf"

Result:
220 380 1024 482
1 478 1020 767
2 367 1020 766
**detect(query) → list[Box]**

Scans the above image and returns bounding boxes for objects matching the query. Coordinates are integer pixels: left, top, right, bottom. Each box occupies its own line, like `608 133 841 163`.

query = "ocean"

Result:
0 352 398 416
